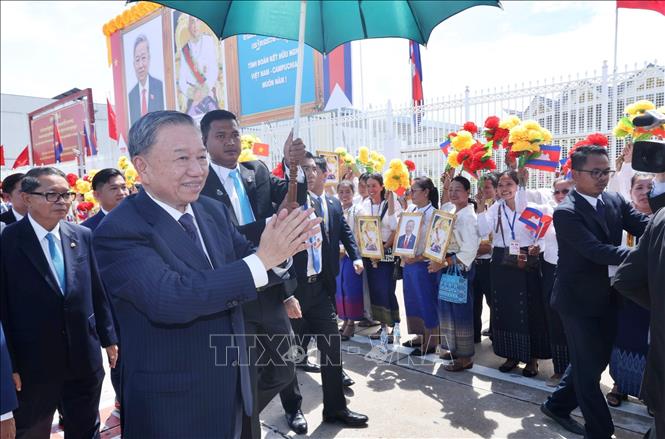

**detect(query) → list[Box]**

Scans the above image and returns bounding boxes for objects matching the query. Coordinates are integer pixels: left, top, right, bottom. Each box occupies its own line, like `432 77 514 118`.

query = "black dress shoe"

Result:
285 409 308 435
296 359 321 373
540 403 585 435
322 409 368 427
342 370 355 387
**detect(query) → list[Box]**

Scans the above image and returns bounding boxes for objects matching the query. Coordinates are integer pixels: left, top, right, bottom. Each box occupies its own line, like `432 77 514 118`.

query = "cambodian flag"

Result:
83 125 98 156
53 120 64 163
536 214 553 239
410 41 423 106
525 145 561 172
440 139 451 156
518 207 543 232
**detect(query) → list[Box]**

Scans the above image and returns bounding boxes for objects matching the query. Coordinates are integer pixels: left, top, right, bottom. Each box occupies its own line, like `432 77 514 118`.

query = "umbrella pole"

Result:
287 0 307 203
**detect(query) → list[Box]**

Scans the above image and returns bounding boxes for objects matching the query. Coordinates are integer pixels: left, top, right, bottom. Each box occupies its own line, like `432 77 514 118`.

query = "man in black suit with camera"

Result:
540 146 649 438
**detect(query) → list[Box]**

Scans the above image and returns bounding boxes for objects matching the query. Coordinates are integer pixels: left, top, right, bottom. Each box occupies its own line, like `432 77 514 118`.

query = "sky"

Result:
1 0 663 109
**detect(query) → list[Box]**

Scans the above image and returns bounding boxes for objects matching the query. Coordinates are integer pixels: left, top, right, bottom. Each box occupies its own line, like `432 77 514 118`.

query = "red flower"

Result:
484 116 500 130
483 159 497 170
586 133 608 147
495 127 510 143
404 160 416 172
66 173 78 188
272 162 284 178
463 121 478 135
448 132 457 138
76 202 94 212
395 186 407 197
458 150 472 162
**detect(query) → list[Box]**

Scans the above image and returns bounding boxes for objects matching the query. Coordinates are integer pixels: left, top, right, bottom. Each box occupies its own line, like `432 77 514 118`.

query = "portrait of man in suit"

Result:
92 110 319 439
128 34 165 127
397 219 417 250
0 167 118 438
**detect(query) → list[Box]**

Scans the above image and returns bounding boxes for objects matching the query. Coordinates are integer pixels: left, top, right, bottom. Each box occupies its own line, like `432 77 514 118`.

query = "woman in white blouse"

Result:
476 170 551 377
435 176 480 370
358 173 403 340
400 177 440 356
541 177 574 387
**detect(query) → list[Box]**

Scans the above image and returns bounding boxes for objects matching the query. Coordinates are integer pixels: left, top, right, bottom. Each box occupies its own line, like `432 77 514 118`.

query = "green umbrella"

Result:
142 0 501 133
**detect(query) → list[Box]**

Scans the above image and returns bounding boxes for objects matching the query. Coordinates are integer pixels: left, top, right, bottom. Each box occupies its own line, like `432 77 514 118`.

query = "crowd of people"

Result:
0 108 664 439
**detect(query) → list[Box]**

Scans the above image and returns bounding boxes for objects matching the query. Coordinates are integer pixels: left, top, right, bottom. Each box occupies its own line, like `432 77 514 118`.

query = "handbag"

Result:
496 204 539 271
438 258 468 304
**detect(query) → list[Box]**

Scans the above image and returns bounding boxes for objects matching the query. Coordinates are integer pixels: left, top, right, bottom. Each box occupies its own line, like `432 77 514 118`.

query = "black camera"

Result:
631 110 665 173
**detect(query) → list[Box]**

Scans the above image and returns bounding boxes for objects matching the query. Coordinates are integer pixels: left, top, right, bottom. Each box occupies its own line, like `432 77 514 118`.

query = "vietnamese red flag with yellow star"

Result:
252 143 270 157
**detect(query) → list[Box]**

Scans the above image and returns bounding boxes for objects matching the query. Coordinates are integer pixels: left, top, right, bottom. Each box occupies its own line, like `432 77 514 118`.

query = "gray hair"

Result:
134 34 150 55
128 110 197 158
21 167 66 193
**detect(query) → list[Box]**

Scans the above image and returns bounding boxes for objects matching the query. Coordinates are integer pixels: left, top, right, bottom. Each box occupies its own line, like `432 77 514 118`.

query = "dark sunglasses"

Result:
553 188 570 196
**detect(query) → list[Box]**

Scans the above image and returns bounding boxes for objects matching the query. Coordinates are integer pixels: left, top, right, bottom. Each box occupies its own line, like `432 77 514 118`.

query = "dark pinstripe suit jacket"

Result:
93 189 258 438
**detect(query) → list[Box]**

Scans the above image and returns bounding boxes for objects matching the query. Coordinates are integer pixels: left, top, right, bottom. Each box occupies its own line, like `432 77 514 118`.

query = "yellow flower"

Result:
451 130 474 151
508 125 529 143
389 159 403 171
629 100 655 115
499 115 521 130
613 126 629 138
366 159 376 172
335 147 347 154
87 169 99 181
84 191 96 204
117 156 130 170
527 129 543 142
75 179 91 194
447 151 460 168
511 140 539 153
541 128 553 143
522 120 541 130
370 151 380 161
358 146 370 164
238 149 257 162
240 134 261 151
124 166 138 180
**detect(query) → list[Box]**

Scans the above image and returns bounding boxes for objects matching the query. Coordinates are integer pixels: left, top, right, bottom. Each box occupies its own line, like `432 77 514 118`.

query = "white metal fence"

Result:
247 61 664 189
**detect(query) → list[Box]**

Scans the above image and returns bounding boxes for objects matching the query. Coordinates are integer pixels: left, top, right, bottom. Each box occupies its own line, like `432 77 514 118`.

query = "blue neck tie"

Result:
46 233 66 294
230 169 255 226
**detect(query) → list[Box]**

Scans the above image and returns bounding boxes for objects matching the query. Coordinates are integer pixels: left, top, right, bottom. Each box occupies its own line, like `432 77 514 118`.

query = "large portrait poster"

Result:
172 11 227 120
122 14 167 128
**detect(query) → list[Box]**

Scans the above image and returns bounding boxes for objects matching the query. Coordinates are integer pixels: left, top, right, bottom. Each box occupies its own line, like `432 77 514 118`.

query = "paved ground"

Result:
48 283 651 438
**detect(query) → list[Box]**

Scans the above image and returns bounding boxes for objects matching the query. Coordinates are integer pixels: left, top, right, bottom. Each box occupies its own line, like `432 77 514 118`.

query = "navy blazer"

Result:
0 324 17 417
93 189 259 438
0 217 117 418
81 210 105 231
0 209 17 225
294 195 360 296
128 75 165 127
551 190 648 316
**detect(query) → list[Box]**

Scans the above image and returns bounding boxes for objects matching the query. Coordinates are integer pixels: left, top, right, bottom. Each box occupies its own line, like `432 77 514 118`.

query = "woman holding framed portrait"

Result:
359 173 403 341
434 176 481 370
399 177 441 356
476 170 551 377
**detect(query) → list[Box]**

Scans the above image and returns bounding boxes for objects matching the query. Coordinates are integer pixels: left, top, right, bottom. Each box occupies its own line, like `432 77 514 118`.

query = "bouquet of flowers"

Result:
383 159 410 196
482 116 511 149
613 99 665 140
507 119 553 168
445 122 497 178
335 147 359 177
356 146 386 174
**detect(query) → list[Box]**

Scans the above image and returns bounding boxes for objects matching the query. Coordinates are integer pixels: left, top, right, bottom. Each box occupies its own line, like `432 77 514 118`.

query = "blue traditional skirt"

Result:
364 260 400 325
610 298 649 397
490 248 551 362
403 261 440 334
439 263 476 358
335 256 365 320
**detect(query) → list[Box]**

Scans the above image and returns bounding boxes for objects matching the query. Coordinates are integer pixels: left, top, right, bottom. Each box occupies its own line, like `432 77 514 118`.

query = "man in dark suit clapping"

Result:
279 153 368 432
0 167 118 438
92 111 320 439
541 146 649 438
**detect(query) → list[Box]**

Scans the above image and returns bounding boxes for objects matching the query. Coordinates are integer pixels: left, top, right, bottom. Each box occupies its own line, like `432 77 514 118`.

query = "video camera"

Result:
631 109 665 173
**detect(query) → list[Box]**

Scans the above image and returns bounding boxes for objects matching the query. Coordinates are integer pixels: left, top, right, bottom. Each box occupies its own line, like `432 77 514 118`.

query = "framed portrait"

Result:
393 212 424 258
122 14 168 129
422 210 456 263
356 216 383 259
172 11 227 121
317 150 340 186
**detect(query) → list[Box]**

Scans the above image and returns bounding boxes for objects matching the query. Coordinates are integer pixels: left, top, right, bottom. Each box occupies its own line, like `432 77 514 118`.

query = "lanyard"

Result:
370 201 385 216
503 205 517 241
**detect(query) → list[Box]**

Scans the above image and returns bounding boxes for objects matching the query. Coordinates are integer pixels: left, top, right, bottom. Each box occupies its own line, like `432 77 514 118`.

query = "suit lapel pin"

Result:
70 242 76 248
216 189 223 196
247 176 254 183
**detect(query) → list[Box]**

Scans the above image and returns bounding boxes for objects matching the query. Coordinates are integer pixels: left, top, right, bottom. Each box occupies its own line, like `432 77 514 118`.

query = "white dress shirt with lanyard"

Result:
478 189 544 250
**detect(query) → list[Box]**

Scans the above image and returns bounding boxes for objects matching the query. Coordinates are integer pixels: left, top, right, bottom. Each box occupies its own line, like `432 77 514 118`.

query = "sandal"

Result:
498 359 519 373
340 322 355 341
369 328 383 340
522 364 539 377
606 391 627 407
444 360 473 372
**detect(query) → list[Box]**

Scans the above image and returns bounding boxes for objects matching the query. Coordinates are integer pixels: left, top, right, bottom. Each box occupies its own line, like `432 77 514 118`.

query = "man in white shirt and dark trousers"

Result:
279 153 368 433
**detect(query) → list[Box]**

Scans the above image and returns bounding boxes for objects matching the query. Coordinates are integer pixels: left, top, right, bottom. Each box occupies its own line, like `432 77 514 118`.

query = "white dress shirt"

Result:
440 203 481 269
210 162 255 225
477 189 538 248
28 214 65 293
13 209 24 222
145 190 269 289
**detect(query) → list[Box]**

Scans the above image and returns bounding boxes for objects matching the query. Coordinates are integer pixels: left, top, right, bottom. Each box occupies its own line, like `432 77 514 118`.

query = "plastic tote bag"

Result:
438 260 468 304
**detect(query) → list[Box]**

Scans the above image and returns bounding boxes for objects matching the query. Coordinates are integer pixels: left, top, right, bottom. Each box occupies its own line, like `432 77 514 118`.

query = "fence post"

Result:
464 86 470 122
601 60 609 135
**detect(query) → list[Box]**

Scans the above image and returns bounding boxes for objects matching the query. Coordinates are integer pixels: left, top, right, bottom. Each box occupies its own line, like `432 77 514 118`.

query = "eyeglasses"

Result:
553 188 570 196
29 191 77 202
575 169 616 179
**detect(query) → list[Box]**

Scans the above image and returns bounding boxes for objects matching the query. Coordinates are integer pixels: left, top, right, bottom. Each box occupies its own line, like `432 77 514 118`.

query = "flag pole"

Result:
613 5 619 74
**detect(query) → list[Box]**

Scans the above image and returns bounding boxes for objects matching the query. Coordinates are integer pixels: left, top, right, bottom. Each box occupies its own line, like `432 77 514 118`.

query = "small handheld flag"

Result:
439 139 451 156
53 120 64 163
518 207 543 232
536 214 553 239
525 145 561 172
83 125 98 156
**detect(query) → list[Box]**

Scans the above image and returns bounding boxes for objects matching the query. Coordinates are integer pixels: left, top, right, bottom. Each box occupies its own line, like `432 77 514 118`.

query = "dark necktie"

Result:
178 213 208 259
596 199 606 220
312 196 327 234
